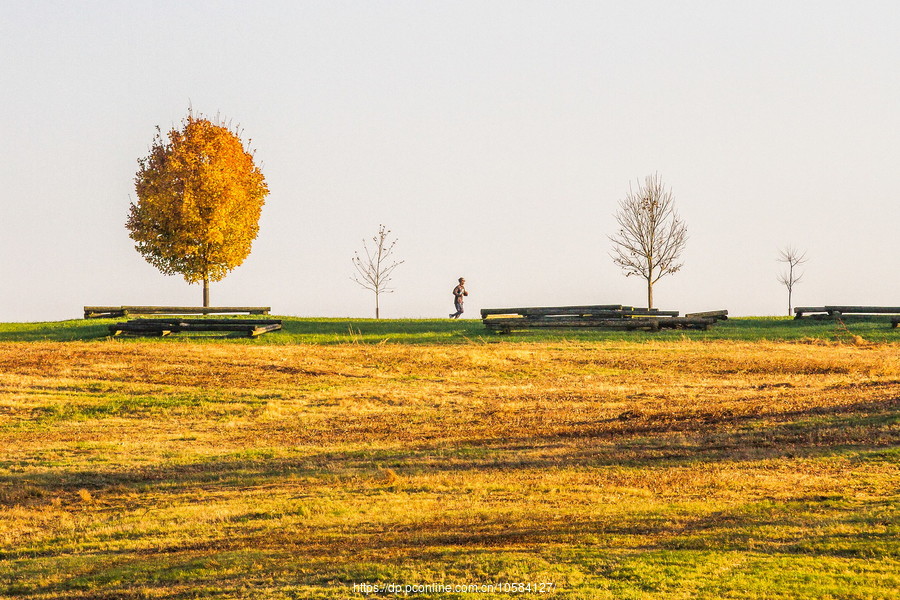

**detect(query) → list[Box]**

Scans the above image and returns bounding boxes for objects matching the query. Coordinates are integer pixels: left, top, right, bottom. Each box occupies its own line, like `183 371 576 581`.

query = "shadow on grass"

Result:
5 469 898 599
3 394 898 598
3 397 897 509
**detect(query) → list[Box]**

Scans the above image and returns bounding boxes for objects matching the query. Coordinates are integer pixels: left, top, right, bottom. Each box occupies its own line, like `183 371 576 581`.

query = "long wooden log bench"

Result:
481 305 718 333
685 309 728 321
795 306 900 320
86 306 271 319
483 316 715 333
481 305 679 318
109 318 282 338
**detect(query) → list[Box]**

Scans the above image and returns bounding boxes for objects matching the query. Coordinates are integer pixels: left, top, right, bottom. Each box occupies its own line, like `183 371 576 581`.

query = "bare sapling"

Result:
609 173 688 309
777 246 808 316
352 224 404 319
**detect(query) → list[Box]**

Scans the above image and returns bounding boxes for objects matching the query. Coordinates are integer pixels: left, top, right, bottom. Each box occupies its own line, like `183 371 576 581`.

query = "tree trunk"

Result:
203 278 210 308
647 280 654 310
375 292 380 320
787 264 793 316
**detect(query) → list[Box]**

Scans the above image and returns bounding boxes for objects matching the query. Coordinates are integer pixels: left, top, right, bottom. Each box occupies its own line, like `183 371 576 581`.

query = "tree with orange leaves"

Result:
127 112 268 306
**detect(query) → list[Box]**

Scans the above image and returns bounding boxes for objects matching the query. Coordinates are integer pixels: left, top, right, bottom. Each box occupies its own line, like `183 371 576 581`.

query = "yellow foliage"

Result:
127 113 268 286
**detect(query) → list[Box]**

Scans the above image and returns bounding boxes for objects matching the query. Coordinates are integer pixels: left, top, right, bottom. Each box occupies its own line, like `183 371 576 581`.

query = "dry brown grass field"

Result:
0 339 898 599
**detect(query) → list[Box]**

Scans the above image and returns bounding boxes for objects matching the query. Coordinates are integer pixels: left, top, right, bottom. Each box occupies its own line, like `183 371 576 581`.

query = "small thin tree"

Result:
777 246 807 316
609 173 688 309
352 225 404 319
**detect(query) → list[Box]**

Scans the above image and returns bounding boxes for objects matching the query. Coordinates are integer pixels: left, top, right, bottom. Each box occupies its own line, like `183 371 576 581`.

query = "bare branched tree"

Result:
352 224 404 319
609 173 688 309
777 246 807 316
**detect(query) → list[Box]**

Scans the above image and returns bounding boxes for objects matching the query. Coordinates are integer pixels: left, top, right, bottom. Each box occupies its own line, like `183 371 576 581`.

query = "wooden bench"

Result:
685 309 728 321
481 305 680 319
86 306 271 319
481 305 717 333
795 306 900 320
109 318 282 338
793 306 830 319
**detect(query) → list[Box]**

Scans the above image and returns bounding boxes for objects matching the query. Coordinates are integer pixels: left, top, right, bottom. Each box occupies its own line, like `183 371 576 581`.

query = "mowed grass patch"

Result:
0 341 898 598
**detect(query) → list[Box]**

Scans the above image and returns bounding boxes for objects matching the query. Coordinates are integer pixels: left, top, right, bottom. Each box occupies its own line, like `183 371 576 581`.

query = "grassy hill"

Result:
0 332 897 598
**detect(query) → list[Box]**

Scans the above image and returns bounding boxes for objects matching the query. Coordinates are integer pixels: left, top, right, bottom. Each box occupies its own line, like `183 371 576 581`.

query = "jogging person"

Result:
450 277 467 319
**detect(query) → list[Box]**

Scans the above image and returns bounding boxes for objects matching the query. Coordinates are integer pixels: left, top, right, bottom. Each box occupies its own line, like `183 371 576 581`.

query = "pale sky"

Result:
1 1 898 321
